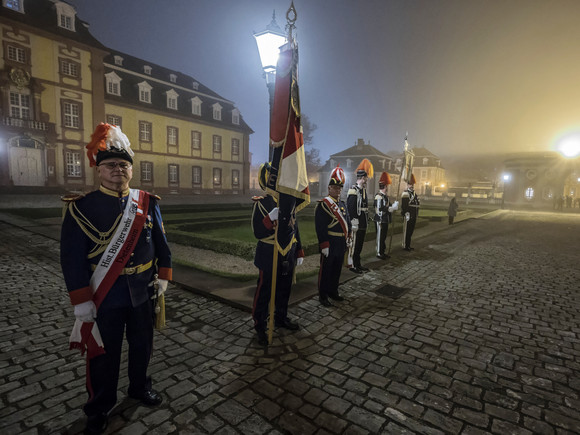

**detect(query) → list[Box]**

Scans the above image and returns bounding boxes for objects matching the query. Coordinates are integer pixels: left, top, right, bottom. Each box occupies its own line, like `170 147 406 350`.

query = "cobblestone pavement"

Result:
1 210 580 434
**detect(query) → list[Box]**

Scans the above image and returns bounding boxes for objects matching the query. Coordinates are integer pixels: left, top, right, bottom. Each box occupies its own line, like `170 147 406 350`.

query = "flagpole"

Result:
267 223 279 344
387 135 408 255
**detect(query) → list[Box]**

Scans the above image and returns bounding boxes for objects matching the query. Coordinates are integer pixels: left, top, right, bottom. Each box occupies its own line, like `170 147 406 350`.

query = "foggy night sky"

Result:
68 0 580 165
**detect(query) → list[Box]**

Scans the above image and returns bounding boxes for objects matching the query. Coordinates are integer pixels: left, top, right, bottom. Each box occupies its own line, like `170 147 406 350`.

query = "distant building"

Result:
318 138 396 198
408 147 446 196
0 0 252 194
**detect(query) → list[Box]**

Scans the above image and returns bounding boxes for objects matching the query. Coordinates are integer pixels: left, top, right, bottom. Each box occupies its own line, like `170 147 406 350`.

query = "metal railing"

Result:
2 117 48 131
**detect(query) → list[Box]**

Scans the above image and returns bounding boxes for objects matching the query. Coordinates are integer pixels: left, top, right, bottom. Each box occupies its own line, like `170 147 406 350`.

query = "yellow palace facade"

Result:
0 0 252 195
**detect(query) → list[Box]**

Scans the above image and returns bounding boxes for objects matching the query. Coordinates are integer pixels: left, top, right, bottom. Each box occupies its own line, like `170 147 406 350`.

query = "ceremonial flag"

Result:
266 39 310 255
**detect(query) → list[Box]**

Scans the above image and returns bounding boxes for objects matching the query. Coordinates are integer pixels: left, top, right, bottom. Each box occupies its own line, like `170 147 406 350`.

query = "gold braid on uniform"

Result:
67 202 122 259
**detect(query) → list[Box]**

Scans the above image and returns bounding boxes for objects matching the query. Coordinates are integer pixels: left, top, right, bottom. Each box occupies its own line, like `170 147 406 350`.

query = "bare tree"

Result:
301 114 321 175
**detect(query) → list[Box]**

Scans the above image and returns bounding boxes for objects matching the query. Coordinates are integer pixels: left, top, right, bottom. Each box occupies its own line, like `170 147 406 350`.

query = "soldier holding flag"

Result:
401 173 420 251
374 172 398 259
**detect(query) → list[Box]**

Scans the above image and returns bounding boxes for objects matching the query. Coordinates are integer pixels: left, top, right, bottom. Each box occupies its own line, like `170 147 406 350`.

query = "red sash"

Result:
323 196 348 238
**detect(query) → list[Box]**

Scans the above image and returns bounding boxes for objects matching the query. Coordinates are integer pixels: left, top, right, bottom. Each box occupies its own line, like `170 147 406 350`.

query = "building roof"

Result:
330 142 392 159
1 0 107 50
103 49 253 133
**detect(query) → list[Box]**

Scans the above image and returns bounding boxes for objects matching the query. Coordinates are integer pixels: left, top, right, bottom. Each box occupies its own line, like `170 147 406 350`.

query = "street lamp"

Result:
254 11 287 160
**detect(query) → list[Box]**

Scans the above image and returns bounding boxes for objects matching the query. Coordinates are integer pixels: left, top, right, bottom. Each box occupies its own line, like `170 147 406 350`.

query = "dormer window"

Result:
105 71 122 96
55 2 76 31
114 55 123 66
212 103 222 121
169 74 177 83
192 81 199 90
191 96 202 116
3 0 24 13
346 159 352 169
166 89 178 110
144 65 152 75
232 108 240 125
422 157 429 165
137 81 152 103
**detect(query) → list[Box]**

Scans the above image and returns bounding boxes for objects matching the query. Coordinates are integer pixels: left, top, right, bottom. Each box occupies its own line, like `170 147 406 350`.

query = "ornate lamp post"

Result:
254 11 287 160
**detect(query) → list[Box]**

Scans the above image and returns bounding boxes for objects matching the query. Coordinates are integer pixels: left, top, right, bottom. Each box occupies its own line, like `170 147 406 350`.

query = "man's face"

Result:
328 184 342 199
357 175 367 187
408 183 414 190
97 158 133 189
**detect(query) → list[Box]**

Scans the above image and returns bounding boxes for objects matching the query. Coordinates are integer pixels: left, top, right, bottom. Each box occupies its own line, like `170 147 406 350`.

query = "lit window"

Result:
105 72 122 96
65 151 81 177
60 59 78 77
141 162 153 182
232 169 240 186
168 127 178 146
63 102 80 128
169 74 177 83
191 97 202 116
138 81 152 103
192 166 202 185
213 135 222 153
191 131 201 150
4 0 24 12
10 91 30 119
168 164 179 184
232 108 240 125
213 168 222 186
525 187 534 200
212 103 222 121
139 121 152 142
231 138 240 156
166 89 178 110
144 65 152 75
114 55 123 66
7 45 26 63
106 114 121 128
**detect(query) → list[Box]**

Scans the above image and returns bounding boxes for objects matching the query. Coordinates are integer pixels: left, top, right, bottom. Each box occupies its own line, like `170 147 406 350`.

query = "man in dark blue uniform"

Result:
347 159 373 273
401 173 420 251
60 123 172 434
373 172 399 259
315 166 351 307
252 163 304 346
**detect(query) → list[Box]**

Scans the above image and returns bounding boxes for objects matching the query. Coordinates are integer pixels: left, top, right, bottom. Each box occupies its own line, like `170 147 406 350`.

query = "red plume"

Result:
86 123 111 167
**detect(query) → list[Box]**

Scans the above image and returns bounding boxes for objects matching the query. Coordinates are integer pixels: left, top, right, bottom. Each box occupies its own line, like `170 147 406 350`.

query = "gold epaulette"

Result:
252 195 264 202
61 193 85 202
143 190 161 201
347 188 357 196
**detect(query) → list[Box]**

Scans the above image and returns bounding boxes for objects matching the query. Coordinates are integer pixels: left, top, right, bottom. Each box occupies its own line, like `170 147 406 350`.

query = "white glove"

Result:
405 212 410 222
321 247 329 257
389 201 399 212
74 300 97 322
157 279 168 296
268 207 279 222
296 257 304 266
351 218 359 230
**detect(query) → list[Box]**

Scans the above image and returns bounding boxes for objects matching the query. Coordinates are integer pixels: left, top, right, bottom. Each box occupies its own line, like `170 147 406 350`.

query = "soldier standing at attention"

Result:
251 163 304 346
315 166 351 307
373 172 398 259
401 173 420 251
60 123 172 434
347 159 373 273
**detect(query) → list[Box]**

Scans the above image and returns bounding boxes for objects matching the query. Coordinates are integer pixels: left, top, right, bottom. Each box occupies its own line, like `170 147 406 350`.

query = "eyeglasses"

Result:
99 162 132 170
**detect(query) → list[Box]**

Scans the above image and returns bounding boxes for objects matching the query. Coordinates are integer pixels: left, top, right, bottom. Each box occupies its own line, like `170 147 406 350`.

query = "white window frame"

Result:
232 108 240 125
232 169 240 187
192 81 199 90
169 74 177 83
191 96 202 116
9 90 30 119
114 55 123 66
106 114 121 128
55 2 76 31
63 102 80 128
60 59 78 77
141 161 153 182
138 81 152 103
105 71 121 96
231 138 240 156
168 126 178 146
192 166 202 185
166 89 178 110
213 168 222 186
7 45 26 63
65 151 81 177
191 131 201 150
139 121 152 142
213 135 222 153
212 103 222 121
168 164 179 184
144 65 152 75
